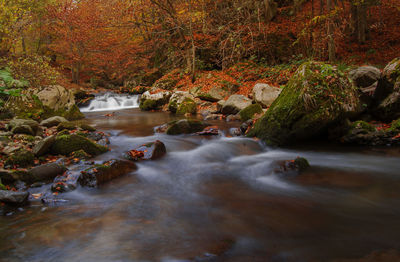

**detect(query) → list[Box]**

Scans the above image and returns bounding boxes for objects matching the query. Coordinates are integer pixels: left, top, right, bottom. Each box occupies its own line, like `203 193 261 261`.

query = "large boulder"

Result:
168 91 197 115
33 85 75 111
239 104 263 121
190 86 231 102
139 91 172 111
251 83 281 108
8 119 39 134
40 116 68 127
50 134 108 156
124 140 167 161
166 119 208 135
372 58 400 120
248 61 362 146
78 159 137 187
221 95 252 115
349 66 381 88
0 190 29 204
63 105 85 121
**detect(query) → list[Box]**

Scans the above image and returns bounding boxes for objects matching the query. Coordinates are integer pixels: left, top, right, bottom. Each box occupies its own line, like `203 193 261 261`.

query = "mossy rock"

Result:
0 181 6 190
294 157 310 172
389 118 400 131
57 122 76 131
239 104 263 121
5 150 35 167
80 123 96 132
176 98 197 115
139 99 158 111
51 134 108 156
168 100 178 113
166 119 207 135
349 120 376 133
248 61 362 146
64 105 84 121
71 149 90 159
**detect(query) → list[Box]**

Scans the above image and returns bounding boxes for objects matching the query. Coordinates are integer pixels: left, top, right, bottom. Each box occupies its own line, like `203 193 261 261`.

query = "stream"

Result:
1 95 400 262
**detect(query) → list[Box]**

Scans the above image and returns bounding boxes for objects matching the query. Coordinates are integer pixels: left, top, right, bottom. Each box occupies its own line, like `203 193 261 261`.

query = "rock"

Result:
226 114 241 122
152 77 178 90
0 169 14 184
248 61 362 146
240 119 254 134
217 100 225 112
57 122 76 131
154 123 169 133
252 83 282 108
2 145 23 156
32 135 56 156
274 157 310 175
0 108 14 120
78 159 137 187
190 86 231 102
40 116 68 127
239 103 263 121
64 104 85 121
80 124 96 132
139 91 172 111
125 140 166 161
166 119 208 135
51 134 108 156
196 126 220 136
221 95 252 115
5 150 35 167
349 66 381 88
28 162 67 183
168 91 197 114
9 119 39 133
11 124 34 135
0 190 29 204
33 85 75 111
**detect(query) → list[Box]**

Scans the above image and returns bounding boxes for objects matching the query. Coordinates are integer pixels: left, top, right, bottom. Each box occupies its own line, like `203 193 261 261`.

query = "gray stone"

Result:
40 116 68 127
28 162 67 182
33 135 56 156
9 119 39 133
252 83 281 108
33 85 75 111
0 190 29 204
11 125 34 135
221 95 252 115
349 66 381 88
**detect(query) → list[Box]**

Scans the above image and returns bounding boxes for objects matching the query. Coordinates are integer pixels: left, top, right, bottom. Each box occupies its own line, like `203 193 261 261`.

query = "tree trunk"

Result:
327 0 335 62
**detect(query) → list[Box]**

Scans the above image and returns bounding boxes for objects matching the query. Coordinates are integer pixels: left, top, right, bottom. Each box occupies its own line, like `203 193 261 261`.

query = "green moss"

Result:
51 134 108 156
5 149 35 167
57 122 76 131
0 179 6 190
140 99 158 111
239 104 263 121
389 118 400 131
350 121 376 132
168 100 178 113
71 149 90 159
294 157 310 172
176 98 196 115
64 105 84 121
247 61 361 145
166 119 206 135
57 129 70 137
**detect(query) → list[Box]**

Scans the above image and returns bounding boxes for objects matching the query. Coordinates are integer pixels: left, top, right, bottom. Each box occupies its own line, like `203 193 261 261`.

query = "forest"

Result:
1 1 400 261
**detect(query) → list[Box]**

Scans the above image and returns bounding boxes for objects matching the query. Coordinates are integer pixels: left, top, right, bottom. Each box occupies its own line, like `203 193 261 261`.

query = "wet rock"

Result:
40 116 68 128
230 128 242 136
28 163 67 183
0 190 29 204
204 114 223 121
50 134 108 156
248 61 362 146
5 149 35 168
80 124 96 132
251 83 282 108
221 95 252 115
275 157 310 175
226 114 241 122
56 122 76 131
125 140 166 161
78 159 137 187
240 119 254 134
32 135 55 156
52 170 81 193
341 123 399 146
166 119 208 135
196 126 220 136
239 103 263 121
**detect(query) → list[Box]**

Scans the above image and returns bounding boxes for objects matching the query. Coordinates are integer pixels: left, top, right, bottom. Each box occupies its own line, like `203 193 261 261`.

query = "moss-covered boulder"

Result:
64 104 85 121
152 77 178 91
221 95 253 115
176 98 197 115
139 91 171 111
57 121 76 131
389 118 400 131
5 149 35 167
40 116 68 127
166 119 208 135
50 134 108 156
139 99 158 111
168 91 196 113
239 104 263 121
80 123 96 132
248 61 362 146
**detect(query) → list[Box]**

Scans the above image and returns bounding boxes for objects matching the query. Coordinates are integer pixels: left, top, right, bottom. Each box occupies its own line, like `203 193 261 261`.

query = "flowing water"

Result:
80 93 140 112
1 96 400 262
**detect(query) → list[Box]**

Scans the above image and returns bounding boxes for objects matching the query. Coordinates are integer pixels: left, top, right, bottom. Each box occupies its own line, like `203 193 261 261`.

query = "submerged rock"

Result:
274 157 310 175
196 126 221 136
0 190 29 204
125 140 166 161
248 61 362 146
78 159 136 187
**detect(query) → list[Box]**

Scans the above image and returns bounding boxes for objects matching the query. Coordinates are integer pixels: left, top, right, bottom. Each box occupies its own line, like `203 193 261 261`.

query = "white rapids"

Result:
80 93 140 112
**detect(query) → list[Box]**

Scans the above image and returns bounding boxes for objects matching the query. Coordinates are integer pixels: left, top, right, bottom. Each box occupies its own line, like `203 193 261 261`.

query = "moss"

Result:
239 104 263 121
57 129 70 136
294 157 310 172
80 123 96 132
64 105 84 121
247 61 361 146
139 99 158 111
166 119 207 135
5 150 35 167
350 120 376 132
57 122 76 131
51 134 108 156
71 149 90 159
389 118 400 131
176 98 196 115
168 100 178 113
0 179 6 190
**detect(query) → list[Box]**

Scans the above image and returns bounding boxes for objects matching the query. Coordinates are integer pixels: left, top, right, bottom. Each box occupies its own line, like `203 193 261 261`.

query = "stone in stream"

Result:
221 95 253 115
124 140 167 161
0 190 29 204
251 83 282 108
195 126 221 136
78 159 137 187
166 119 208 135
28 162 67 183
40 116 68 128
50 134 108 156
274 157 310 175
32 135 56 156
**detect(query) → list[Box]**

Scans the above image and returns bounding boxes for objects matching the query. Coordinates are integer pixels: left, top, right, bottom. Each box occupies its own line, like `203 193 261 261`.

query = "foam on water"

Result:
80 93 140 112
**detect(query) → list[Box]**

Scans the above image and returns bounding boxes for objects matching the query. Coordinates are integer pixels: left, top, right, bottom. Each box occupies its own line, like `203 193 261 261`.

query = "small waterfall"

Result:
80 93 140 112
